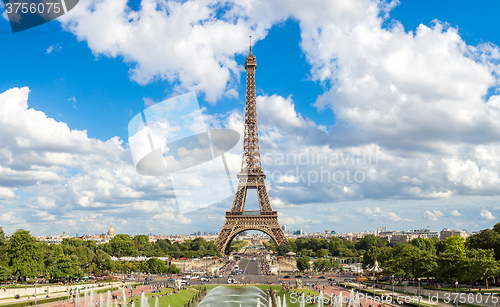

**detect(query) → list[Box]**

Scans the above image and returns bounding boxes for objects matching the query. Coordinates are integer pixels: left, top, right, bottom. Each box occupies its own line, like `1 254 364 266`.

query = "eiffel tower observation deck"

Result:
215 38 287 255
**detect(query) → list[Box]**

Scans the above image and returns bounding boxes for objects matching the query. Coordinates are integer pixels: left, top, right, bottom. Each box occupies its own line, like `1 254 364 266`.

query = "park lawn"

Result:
128 288 198 307
129 284 321 307
276 288 321 307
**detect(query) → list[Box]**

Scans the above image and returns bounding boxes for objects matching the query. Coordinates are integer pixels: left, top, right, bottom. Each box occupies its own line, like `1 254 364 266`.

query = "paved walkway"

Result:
0 283 128 307
318 284 452 307
37 284 161 307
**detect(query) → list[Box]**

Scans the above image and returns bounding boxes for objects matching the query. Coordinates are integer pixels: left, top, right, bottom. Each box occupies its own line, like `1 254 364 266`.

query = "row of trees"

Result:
0 228 214 281
281 223 500 287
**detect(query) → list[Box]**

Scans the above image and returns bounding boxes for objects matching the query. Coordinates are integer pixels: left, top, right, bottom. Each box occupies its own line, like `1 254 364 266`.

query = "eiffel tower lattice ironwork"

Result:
215 38 287 255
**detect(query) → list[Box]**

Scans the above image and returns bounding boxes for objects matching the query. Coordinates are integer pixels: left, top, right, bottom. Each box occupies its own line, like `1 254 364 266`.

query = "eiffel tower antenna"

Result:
215 41 287 255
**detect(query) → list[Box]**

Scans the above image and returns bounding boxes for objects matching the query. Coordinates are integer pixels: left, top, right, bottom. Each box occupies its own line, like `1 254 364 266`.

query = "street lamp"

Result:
357 264 361 293
418 278 421 307
455 281 459 307
391 275 395 304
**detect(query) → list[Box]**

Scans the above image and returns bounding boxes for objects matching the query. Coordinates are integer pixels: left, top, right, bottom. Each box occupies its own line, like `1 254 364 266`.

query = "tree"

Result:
385 243 437 278
46 254 82 279
435 251 464 281
317 249 329 258
356 235 387 251
0 227 8 268
313 259 332 272
493 222 500 234
444 236 466 256
0 265 11 281
8 229 42 281
277 242 293 256
92 250 113 273
462 249 500 289
363 246 391 270
167 263 181 274
296 257 310 272
147 257 166 274
466 229 500 260
103 234 136 257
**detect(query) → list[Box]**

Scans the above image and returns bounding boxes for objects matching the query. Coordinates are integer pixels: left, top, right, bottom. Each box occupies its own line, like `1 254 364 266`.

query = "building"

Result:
107 224 116 238
439 228 469 240
389 229 439 245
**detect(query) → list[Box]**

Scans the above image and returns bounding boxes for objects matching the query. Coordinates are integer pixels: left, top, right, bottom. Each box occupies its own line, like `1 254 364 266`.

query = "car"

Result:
304 276 311 278
182 276 191 280
284 276 291 279
296 275 302 278
200 277 210 282
229 274 233 277
167 278 176 282
319 276 326 279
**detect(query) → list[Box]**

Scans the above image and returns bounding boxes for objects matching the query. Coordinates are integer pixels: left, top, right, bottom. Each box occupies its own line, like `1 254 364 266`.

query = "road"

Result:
238 258 259 275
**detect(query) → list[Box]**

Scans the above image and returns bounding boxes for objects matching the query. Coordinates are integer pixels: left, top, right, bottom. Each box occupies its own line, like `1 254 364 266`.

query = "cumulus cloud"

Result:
0 87 192 235
6 0 500 234
480 210 495 220
425 210 444 221
58 0 280 102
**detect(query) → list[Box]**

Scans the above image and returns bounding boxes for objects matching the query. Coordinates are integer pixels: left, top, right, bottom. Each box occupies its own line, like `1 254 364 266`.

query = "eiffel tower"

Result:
215 38 287 255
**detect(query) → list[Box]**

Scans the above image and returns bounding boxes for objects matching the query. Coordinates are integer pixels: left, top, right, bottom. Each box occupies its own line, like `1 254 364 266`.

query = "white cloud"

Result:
425 210 443 221
0 87 191 235
58 0 277 102
358 206 410 222
450 210 462 217
0 187 15 200
257 95 308 129
46 44 62 54
480 210 495 220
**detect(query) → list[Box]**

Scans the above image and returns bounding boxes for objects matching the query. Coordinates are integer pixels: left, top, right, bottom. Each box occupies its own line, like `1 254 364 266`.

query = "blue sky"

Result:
0 0 500 236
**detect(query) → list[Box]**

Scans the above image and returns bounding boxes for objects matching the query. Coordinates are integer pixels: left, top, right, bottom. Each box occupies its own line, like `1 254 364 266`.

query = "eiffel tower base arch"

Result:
215 212 287 255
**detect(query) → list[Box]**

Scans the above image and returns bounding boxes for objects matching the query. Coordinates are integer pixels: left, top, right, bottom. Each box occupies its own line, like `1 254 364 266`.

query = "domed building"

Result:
107 224 116 238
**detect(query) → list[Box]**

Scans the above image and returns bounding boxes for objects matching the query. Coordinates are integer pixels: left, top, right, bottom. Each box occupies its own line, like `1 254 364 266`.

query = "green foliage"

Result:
444 236 466 256
384 243 437 278
462 248 499 288
356 234 387 250
46 254 82 279
92 250 113 273
8 229 42 281
167 263 181 274
146 257 166 274
229 240 248 252
466 228 500 260
312 258 340 272
296 256 310 272
362 246 391 269
493 222 500 234
435 251 464 281
0 264 12 281
102 234 136 257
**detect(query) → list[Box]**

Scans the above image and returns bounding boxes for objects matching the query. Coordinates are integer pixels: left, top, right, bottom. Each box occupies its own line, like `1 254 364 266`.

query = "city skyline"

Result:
1 0 500 236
